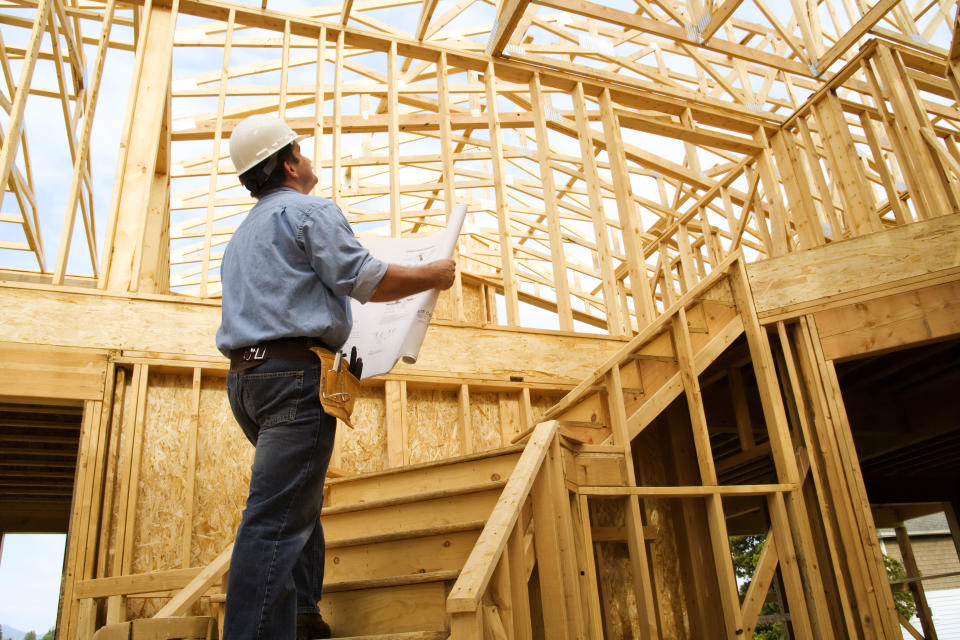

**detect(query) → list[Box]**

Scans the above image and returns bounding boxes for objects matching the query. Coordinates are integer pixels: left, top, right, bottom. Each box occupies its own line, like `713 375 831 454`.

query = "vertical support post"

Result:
106 595 127 625
530 443 571 638
775 322 844 639
312 26 326 194
388 41 401 237
599 88 656 329
99 0 180 292
116 364 149 575
529 73 573 331
484 61 519 325
506 524 533 639
811 91 880 236
458 383 473 455
331 30 344 204
672 306 744 637
438 52 465 320
768 127 824 249
182 368 201 567
97 367 127 578
385 380 407 467
894 524 939 639
751 127 791 255
76 598 97 640
278 20 290 118
572 83 623 336
607 366 658 638
199 10 234 298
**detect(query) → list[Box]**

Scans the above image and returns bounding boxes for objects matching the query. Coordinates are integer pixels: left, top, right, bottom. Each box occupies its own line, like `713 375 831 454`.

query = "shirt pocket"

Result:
241 369 304 428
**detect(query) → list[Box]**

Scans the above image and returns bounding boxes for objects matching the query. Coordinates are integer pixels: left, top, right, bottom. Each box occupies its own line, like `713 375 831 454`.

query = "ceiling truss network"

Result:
0 0 958 333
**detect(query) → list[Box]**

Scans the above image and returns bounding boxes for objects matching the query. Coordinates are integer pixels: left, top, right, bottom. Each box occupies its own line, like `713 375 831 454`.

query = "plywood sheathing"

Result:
336 384 388 474
194 376 249 567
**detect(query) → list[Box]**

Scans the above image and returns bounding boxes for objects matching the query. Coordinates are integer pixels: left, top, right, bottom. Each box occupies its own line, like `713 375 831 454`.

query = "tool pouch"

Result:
310 347 360 428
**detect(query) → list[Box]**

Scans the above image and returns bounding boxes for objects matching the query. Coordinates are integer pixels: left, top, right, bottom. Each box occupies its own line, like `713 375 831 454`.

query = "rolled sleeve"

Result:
300 200 387 301
351 254 388 303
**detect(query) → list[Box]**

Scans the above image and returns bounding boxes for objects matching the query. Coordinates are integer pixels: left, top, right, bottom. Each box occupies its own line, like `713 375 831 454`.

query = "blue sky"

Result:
0 534 66 635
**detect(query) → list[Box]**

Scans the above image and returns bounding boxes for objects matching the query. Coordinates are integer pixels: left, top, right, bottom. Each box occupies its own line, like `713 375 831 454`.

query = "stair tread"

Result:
327 520 485 549
325 569 459 593
322 479 506 515
208 569 459 603
330 632 447 640
325 444 523 486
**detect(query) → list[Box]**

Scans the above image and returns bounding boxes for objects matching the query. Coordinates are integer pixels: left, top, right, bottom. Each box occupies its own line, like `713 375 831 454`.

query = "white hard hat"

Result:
229 114 305 175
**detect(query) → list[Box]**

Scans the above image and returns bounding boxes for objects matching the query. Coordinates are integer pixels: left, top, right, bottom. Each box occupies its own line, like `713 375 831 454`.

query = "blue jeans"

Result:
223 358 336 640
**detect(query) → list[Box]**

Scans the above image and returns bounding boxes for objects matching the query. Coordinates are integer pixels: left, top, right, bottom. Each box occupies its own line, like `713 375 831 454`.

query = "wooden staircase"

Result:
315 447 523 638
78 253 804 639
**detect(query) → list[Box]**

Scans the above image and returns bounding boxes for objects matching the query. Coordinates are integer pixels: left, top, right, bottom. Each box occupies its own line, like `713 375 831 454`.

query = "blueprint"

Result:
343 204 467 379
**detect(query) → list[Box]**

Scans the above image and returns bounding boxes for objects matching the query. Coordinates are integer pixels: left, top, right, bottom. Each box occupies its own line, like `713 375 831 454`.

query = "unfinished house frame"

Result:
2 0 960 637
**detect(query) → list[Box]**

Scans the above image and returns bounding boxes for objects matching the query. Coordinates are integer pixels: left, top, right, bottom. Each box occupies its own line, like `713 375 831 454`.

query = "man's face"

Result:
287 142 319 194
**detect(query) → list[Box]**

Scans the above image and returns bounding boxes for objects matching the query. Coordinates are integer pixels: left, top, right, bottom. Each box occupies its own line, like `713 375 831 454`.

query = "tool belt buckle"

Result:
243 346 267 361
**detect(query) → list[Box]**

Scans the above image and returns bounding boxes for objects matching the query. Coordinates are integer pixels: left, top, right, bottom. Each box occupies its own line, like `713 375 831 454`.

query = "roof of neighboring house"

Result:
878 512 952 538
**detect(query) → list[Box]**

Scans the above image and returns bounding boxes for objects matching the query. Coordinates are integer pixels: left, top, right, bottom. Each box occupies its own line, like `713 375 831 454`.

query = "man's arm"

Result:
369 259 456 302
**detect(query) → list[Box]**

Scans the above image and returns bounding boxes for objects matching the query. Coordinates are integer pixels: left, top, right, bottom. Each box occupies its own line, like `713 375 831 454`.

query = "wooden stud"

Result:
484 60 519 326
199 9 234 298
599 88 656 328
385 379 407 467
182 367 201 568
894 523 939 639
530 72 573 331
388 40 401 237
572 83 623 336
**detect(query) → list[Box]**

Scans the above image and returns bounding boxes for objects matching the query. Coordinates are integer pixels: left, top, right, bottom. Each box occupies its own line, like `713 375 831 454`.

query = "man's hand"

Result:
369 259 458 302
425 259 456 290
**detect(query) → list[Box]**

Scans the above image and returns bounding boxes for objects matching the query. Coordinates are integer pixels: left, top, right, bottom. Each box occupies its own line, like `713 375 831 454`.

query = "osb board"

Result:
462 280 485 323
529 392 564 425
406 387 461 464
193 376 250 568
105 369 139 577
470 391 502 452
589 497 641 640
130 372 193 576
336 385 387 474
434 287 453 321
634 419 692 638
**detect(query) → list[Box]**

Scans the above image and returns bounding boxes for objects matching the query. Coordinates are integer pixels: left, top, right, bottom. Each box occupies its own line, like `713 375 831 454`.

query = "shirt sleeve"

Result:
299 199 388 303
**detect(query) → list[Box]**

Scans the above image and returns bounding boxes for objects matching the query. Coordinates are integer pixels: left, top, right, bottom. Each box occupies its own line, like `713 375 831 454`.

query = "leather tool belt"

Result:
229 338 323 371
229 338 359 428
309 347 360 429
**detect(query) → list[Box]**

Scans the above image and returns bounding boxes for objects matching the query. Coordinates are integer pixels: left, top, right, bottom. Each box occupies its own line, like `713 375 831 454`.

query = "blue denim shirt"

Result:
216 188 387 355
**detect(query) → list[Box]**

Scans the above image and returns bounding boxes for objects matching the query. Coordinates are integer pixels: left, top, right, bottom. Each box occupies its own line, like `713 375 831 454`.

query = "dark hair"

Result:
238 143 295 198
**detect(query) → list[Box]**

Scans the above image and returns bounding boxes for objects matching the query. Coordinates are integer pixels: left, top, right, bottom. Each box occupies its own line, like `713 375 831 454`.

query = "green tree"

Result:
730 535 787 640
25 631 38 640
884 554 917 620
41 628 56 640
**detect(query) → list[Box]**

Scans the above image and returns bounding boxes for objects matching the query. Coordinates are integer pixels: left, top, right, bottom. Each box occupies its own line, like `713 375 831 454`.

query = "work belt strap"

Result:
229 338 328 372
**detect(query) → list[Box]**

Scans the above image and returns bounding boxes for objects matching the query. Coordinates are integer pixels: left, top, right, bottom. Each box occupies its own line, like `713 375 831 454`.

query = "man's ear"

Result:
283 157 298 179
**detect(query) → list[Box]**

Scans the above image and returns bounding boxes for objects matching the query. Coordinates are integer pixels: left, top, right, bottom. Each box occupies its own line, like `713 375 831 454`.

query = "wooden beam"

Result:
814 278 960 361
487 0 531 56
814 0 900 75
747 213 960 322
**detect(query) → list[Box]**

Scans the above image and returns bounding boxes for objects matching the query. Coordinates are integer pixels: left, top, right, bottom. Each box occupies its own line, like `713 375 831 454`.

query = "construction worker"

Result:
216 114 456 640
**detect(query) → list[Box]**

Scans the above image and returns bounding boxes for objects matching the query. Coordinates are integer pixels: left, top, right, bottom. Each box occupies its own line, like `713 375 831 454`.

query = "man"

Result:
216 114 456 640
